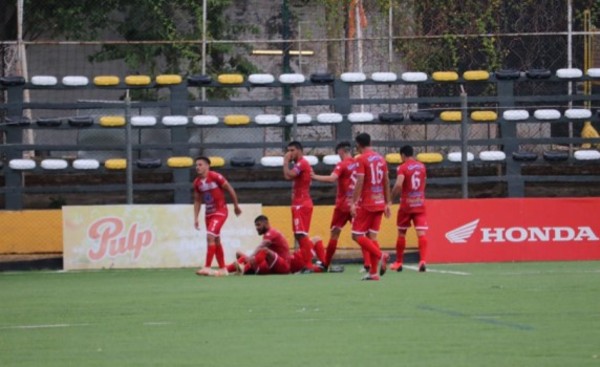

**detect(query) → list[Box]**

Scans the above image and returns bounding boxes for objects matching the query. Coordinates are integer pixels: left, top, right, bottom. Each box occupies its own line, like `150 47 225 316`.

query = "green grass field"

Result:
1 262 599 367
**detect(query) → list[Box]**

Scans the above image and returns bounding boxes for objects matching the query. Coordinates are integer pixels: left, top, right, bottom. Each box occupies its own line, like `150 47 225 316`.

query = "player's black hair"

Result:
254 215 269 223
355 133 371 148
195 156 211 165
335 141 352 153
287 141 303 150
400 145 414 157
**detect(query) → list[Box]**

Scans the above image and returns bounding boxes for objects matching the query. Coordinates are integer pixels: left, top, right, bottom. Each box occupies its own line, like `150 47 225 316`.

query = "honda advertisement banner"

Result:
428 198 600 263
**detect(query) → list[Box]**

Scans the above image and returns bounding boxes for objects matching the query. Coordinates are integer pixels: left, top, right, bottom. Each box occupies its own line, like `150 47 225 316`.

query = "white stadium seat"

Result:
192 115 219 125
41 159 68 170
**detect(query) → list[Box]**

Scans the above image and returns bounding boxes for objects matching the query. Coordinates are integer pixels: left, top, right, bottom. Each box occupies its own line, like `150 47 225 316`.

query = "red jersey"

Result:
355 149 388 212
193 171 228 215
397 158 427 213
331 157 357 212
263 227 291 262
291 157 313 206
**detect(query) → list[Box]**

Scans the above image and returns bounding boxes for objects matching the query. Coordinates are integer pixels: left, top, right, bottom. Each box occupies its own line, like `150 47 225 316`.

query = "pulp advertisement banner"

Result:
428 198 600 263
63 204 262 270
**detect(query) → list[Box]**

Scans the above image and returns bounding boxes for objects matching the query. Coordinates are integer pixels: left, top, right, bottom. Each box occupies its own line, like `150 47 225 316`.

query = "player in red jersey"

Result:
350 133 391 281
226 215 292 275
218 215 326 276
193 156 242 275
311 141 358 269
283 141 323 272
391 145 429 272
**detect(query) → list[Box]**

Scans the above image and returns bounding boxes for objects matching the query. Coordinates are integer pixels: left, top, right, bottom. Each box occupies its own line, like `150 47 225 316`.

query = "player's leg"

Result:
414 213 429 272
351 208 383 279
392 211 411 271
325 208 351 268
367 213 388 276
293 205 316 269
208 213 227 269
311 236 326 265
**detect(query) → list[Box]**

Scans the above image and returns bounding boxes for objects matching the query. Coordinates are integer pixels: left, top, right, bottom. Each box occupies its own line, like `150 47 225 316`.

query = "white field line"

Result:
0 323 90 330
403 265 471 276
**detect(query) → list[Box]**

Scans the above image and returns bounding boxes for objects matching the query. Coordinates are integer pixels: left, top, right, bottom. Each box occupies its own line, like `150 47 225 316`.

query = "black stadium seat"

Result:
512 151 538 162
543 151 569 162
378 112 404 123
409 111 435 122
136 158 162 169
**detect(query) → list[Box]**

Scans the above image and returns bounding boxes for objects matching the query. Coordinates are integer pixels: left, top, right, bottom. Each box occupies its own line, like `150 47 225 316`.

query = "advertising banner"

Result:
63 204 262 270
428 198 600 263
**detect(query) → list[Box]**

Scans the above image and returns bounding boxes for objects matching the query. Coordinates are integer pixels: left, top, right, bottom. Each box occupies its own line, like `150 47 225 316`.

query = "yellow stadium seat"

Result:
209 156 226 168
99 116 126 127
432 71 459 81
167 156 194 168
105 159 127 170
417 152 444 164
93 75 120 86
224 115 250 126
156 74 183 85
463 70 490 81
385 153 402 164
217 74 244 84
440 111 462 122
125 75 152 86
471 111 498 122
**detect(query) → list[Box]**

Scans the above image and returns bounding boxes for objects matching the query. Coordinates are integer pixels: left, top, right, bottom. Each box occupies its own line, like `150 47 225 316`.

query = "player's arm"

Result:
283 152 298 180
311 171 338 183
222 181 242 216
350 173 364 216
193 190 203 230
391 173 405 200
383 170 392 218
247 239 272 265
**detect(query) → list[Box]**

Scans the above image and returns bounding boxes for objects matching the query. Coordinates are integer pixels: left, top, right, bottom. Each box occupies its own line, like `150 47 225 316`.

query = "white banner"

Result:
62 204 262 270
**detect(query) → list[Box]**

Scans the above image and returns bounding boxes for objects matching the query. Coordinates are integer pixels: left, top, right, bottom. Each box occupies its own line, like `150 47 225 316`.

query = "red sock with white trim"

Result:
215 244 225 268
356 236 381 274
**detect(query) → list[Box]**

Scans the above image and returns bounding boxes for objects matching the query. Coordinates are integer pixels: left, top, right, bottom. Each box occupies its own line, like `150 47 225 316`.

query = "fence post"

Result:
332 80 352 142
4 85 24 210
170 83 191 204
460 86 469 198
497 79 524 197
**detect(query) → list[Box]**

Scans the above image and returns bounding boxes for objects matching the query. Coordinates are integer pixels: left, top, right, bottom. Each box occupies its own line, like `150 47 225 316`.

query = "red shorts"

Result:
205 212 227 236
256 253 290 275
397 211 428 232
351 207 384 236
330 207 352 230
292 205 313 235
289 250 305 273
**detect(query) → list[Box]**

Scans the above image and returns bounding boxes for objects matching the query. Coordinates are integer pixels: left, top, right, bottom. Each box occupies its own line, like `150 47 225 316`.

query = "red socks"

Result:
298 236 315 267
205 245 216 267
396 237 406 264
356 236 381 274
418 235 428 263
313 239 326 264
325 239 338 267
205 244 226 268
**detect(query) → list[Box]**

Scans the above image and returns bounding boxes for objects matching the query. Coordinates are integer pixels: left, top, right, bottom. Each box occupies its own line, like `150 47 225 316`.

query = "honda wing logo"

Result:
446 219 479 243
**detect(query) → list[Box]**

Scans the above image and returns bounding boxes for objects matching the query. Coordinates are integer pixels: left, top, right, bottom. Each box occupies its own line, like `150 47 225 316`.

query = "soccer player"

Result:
193 156 242 275
283 141 323 272
311 141 358 269
218 215 326 276
391 145 428 272
350 133 391 281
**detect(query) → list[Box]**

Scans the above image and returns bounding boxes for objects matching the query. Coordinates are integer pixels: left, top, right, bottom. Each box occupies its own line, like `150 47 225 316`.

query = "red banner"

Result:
427 198 600 263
